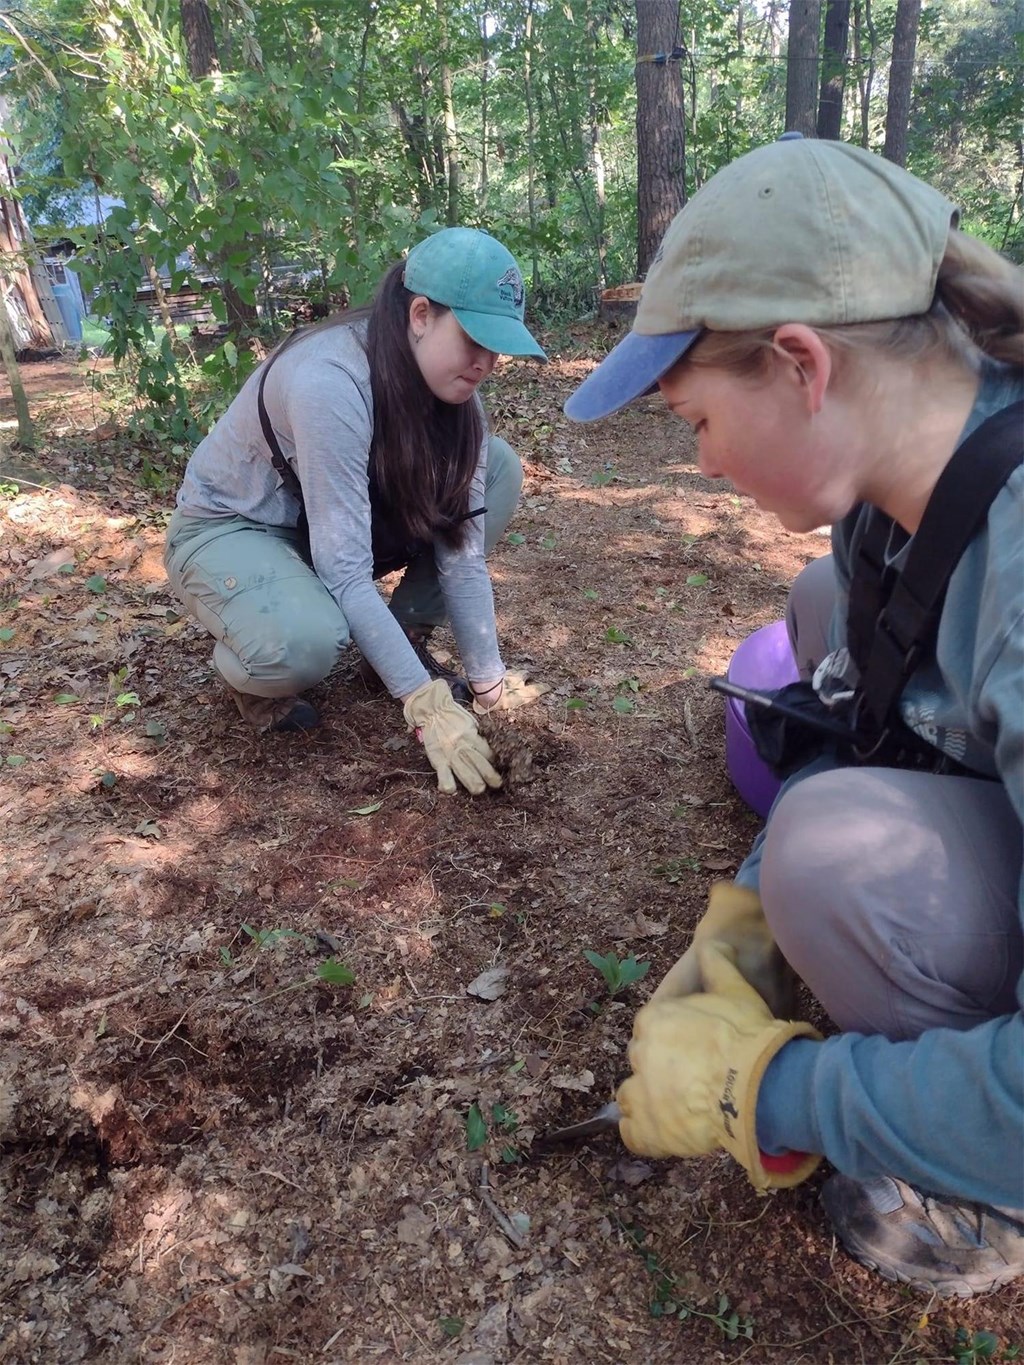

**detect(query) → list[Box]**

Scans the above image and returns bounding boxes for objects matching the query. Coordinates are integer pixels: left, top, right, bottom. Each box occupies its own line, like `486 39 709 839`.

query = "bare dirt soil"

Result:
1 343 1020 1364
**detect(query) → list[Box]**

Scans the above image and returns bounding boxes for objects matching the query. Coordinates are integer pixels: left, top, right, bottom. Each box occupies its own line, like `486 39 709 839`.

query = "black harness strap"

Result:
257 349 303 503
849 399 1023 736
255 340 487 578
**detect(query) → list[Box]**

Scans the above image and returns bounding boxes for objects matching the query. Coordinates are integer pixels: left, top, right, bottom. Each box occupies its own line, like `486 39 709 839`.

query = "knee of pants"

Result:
237 619 346 693
757 770 892 1028
786 554 837 679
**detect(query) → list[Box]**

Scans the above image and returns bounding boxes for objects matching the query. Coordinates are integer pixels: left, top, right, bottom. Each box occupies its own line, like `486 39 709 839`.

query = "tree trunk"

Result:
179 0 219 76
179 0 258 334
585 6 607 291
522 0 540 292
478 4 489 208
883 0 921 166
0 294 34 449
785 0 822 136
817 0 850 139
436 0 459 225
635 0 687 278
852 0 878 148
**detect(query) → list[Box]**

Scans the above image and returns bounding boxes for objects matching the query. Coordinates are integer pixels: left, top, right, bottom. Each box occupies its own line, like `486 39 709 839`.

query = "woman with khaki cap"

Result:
565 135 1023 1297
165 227 548 795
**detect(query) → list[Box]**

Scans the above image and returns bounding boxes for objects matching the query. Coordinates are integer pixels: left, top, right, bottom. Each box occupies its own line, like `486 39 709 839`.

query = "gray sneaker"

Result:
822 1173 1024 1298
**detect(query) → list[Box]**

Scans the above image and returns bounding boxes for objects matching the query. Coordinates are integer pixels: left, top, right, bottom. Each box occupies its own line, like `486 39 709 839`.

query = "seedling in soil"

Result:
603 625 632 646
464 1101 523 1162
622 1223 754 1342
654 856 702 882
584 950 650 997
438 1317 464 1339
953 1328 1021 1363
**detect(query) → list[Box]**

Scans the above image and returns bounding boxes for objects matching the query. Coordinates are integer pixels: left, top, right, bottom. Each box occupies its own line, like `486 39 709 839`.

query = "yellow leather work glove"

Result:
471 669 551 716
403 680 502 796
651 882 796 1020
617 942 823 1191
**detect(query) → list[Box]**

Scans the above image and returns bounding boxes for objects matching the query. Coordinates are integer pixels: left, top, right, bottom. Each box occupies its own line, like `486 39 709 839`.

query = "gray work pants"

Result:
760 555 1022 1041
163 437 523 698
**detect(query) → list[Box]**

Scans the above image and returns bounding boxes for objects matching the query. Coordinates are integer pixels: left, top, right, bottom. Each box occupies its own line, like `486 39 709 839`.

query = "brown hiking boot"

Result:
358 626 472 704
218 677 320 733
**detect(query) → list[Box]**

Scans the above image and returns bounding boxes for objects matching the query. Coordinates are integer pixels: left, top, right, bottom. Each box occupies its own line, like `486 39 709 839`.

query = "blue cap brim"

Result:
563 328 701 421
452 307 547 360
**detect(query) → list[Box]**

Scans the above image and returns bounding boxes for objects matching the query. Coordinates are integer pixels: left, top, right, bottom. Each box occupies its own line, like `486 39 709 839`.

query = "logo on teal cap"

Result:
496 266 525 313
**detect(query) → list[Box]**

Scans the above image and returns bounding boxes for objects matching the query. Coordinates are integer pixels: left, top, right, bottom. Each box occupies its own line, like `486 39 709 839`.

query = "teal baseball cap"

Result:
404 228 547 359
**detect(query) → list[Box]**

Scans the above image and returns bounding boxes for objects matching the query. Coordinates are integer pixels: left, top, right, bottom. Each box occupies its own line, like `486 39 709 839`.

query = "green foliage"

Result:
584 950 650 997
3 0 1015 464
622 1223 755 1341
465 1102 488 1152
464 1100 522 1160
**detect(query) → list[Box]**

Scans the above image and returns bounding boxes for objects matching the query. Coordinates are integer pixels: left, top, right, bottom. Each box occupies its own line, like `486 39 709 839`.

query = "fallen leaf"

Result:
550 1069 595 1092
466 965 509 1001
606 1157 655 1186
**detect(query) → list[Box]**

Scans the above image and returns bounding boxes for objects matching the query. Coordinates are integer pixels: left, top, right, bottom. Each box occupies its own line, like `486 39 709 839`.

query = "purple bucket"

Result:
723 620 799 819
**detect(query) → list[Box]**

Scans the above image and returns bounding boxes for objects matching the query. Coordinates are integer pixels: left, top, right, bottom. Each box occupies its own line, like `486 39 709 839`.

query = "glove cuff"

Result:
716 1017 823 1191
403 678 453 728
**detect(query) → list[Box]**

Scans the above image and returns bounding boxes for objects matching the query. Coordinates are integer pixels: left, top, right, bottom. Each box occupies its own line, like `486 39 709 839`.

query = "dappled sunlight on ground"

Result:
4 344 1017 1361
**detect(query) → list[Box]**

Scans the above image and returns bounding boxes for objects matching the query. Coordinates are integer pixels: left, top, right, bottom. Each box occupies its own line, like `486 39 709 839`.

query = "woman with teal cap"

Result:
165 227 548 796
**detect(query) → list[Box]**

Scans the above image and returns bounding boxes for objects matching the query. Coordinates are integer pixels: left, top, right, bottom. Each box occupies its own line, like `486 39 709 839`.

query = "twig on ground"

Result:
479 1160 527 1249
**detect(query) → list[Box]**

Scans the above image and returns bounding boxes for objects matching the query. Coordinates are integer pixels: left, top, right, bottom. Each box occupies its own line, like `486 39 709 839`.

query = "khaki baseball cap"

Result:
564 136 959 421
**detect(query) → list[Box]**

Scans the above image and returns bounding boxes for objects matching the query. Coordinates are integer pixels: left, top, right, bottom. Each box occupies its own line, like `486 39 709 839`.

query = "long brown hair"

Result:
687 228 1024 380
284 262 484 548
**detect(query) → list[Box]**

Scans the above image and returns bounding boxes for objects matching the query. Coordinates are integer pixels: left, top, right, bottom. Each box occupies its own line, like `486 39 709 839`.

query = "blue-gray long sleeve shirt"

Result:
747 365 1024 1207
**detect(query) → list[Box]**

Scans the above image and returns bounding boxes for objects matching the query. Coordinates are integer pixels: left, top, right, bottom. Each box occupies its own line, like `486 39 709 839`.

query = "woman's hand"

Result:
471 669 551 715
617 943 822 1190
403 680 502 795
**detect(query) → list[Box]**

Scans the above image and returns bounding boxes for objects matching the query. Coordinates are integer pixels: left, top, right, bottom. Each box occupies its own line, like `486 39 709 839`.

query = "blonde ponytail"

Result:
934 230 1023 370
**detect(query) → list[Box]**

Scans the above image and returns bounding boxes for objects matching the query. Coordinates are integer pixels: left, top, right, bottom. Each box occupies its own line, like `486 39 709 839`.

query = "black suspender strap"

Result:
256 348 303 503
853 399 1023 733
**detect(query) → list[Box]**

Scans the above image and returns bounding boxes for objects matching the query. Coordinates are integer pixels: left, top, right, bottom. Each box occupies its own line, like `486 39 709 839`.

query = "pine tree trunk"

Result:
883 0 921 166
785 0 822 136
436 0 460 225
817 0 850 139
635 0 687 278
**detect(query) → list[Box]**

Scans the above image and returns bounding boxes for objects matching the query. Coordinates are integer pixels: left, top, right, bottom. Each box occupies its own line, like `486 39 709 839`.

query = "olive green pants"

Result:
163 437 522 697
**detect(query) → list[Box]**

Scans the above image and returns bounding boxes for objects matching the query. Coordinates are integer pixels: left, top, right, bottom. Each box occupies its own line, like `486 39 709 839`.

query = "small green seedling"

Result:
464 1101 522 1161
584 950 650 997
654 856 702 882
685 572 709 587
466 1102 488 1151
953 1328 1021 1363
623 1223 754 1341
438 1317 464 1339
603 625 632 646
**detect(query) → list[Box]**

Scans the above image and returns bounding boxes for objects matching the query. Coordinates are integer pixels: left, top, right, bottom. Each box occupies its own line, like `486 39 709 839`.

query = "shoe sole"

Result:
837 1235 1018 1299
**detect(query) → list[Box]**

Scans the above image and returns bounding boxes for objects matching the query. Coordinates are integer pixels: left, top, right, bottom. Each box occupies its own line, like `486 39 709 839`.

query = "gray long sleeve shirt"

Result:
176 322 505 698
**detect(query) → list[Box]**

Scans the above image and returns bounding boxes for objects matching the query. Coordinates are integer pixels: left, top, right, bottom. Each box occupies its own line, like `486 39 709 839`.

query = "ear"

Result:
771 324 833 415
407 294 432 337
